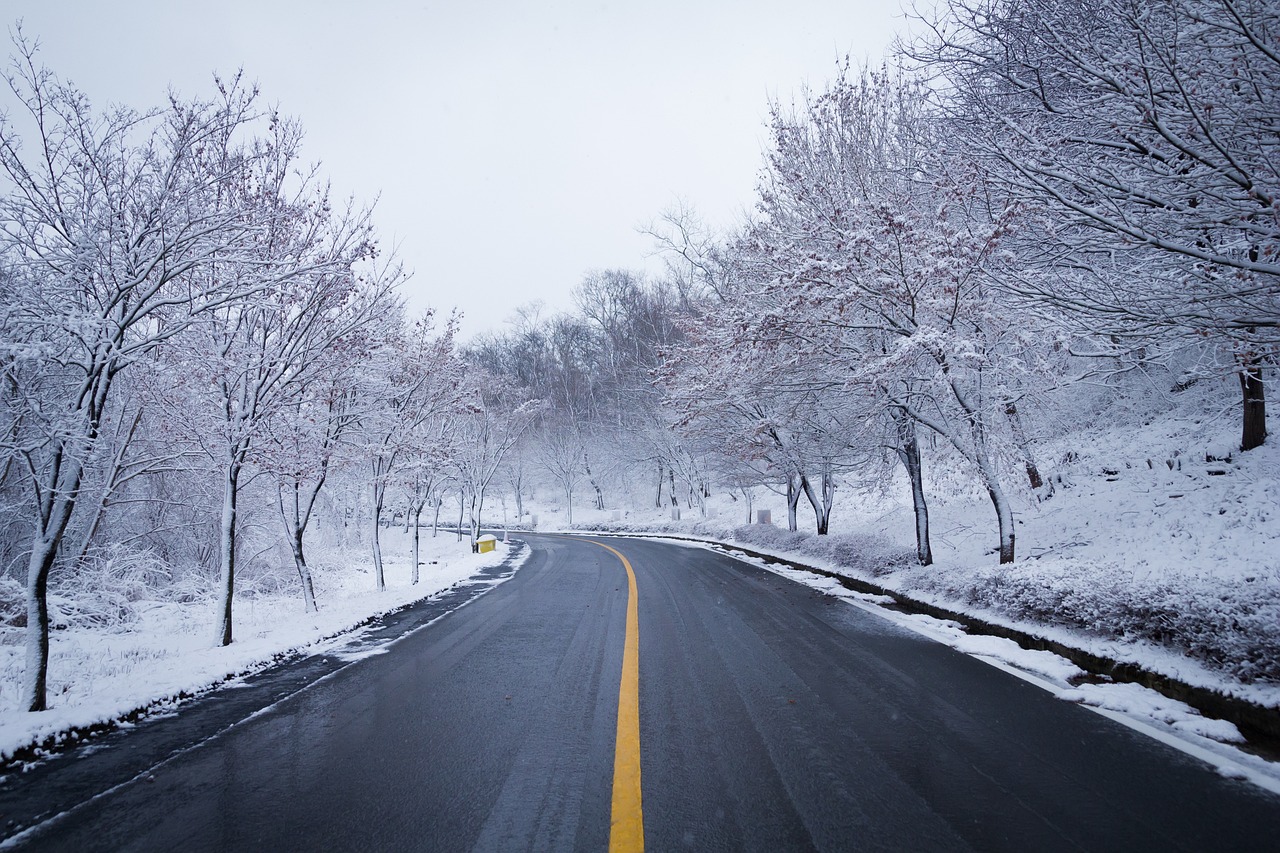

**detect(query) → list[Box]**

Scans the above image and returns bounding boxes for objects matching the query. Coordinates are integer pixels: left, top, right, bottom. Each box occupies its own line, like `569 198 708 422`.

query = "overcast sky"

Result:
4 1 911 338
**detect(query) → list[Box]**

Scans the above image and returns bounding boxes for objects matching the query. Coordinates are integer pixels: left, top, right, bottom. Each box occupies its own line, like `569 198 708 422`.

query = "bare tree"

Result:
536 420 586 526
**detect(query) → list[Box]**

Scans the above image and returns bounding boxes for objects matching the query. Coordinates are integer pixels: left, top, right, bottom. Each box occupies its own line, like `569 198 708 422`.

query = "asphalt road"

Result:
4 533 1280 851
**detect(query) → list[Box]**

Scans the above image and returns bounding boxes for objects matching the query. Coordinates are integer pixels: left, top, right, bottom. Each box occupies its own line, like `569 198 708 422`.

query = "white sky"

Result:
3 1 910 338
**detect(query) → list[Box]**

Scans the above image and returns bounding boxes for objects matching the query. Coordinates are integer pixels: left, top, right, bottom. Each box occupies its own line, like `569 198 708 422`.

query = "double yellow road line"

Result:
587 540 644 853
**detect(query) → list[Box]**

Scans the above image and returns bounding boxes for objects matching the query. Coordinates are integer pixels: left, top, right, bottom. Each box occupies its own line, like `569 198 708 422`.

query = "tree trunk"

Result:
1004 401 1043 490
988 482 1016 564
278 480 321 614
215 460 242 646
289 530 319 613
24 535 58 712
800 476 822 534
947 379 1015 563
432 495 442 538
74 407 144 564
584 451 605 510
895 415 933 566
566 485 574 527
786 472 802 532
972 431 1015 564
1241 361 1267 451
468 490 485 551
23 440 84 710
800 468 834 535
821 471 834 532
411 505 422 584
655 461 665 509
22 390 98 708
370 481 386 592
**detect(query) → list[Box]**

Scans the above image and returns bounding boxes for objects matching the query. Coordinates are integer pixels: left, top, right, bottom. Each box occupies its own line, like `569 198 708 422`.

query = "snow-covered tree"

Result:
0 40 268 709
448 380 541 549
260 275 396 611
359 310 463 591
160 112 397 643
912 0 1279 449
723 65 1063 562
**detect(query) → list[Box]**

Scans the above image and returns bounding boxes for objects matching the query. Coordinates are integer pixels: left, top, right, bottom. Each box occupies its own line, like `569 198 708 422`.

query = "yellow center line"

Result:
587 539 644 853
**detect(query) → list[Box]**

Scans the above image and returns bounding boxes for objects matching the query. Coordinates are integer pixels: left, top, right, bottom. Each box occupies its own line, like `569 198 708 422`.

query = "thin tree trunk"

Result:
1004 400 1043 490
468 490 485 550
800 471 833 535
370 480 386 592
948 379 1015 564
821 470 834 533
967 426 1016 564
74 407 144 564
411 505 422 584
988 482 1015 564
216 459 242 646
432 495 442 537
289 529 318 613
278 479 322 613
786 471 802 532
1241 360 1267 451
24 534 58 712
583 451 605 510
895 414 933 566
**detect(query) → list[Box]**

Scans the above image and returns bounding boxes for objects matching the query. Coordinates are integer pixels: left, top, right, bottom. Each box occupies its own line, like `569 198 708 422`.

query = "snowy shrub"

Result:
729 525 916 578
236 569 295 600
731 525 807 554
0 576 24 627
1110 579 1280 683
903 561 1280 684
47 548 174 631
161 569 215 604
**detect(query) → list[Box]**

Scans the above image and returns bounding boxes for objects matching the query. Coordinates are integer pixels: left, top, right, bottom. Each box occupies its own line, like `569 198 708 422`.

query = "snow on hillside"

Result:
0 530 522 763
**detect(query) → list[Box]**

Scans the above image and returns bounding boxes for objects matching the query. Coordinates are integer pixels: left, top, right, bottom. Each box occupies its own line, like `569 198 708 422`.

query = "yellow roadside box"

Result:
477 534 497 554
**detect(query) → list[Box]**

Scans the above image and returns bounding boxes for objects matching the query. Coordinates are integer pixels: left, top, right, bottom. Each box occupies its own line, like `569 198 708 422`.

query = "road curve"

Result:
3 533 1279 851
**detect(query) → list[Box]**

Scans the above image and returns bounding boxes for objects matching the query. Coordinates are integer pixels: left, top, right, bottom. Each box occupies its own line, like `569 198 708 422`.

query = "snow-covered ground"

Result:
0 529 522 763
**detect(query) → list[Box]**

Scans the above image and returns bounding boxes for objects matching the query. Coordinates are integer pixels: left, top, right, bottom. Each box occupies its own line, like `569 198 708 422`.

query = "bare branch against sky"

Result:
4 0 907 337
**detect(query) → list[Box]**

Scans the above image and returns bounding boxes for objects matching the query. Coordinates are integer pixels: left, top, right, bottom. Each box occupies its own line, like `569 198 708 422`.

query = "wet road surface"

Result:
3 534 1280 851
